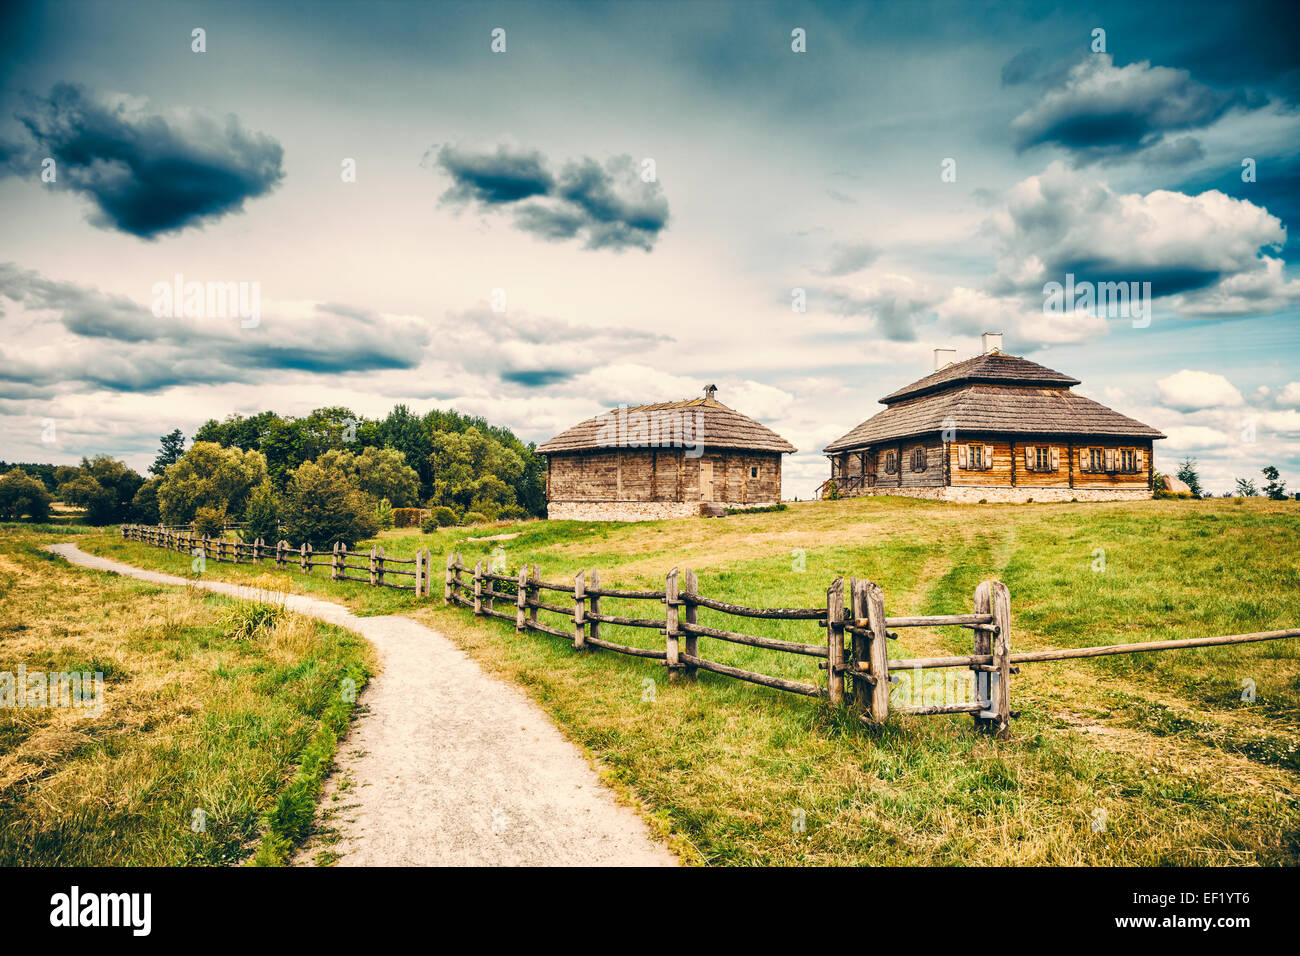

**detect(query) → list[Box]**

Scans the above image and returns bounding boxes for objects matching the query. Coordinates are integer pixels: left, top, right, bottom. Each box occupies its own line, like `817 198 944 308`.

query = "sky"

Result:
1 0 1298 498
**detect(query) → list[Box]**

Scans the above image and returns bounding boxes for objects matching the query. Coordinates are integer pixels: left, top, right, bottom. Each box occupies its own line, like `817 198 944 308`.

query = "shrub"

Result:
375 497 395 530
496 504 529 521
0 468 53 522
392 507 425 528
460 511 487 526
193 505 227 539
218 599 287 642
1153 489 1194 500
421 506 458 532
278 461 378 549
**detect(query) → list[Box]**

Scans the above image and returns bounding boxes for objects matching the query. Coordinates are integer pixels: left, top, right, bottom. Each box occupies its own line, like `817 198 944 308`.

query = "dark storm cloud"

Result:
2 84 284 239
433 144 669 252
1011 55 1240 163
434 143 553 204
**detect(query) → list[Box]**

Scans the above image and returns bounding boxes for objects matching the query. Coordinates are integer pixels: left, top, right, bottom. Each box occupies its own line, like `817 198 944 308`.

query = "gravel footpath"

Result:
45 544 677 867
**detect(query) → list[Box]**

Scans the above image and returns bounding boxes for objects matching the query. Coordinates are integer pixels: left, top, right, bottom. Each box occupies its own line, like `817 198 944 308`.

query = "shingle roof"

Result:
823 383 1166 452
538 396 797 455
880 352 1080 404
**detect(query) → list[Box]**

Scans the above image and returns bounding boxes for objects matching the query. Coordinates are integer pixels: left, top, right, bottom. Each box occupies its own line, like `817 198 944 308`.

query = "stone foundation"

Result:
843 486 1151 504
546 499 778 522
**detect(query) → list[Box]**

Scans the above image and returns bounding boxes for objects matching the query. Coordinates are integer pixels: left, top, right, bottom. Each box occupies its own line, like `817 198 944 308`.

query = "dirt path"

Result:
45 544 677 867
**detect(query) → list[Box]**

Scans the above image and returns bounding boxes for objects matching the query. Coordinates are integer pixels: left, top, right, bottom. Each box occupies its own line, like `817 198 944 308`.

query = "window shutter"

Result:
1050 446 1060 470
1134 448 1144 472
1105 448 1116 472
1024 446 1034 470
958 445 968 469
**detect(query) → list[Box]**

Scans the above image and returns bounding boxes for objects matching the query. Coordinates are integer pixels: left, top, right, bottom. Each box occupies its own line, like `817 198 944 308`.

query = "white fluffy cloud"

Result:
1156 369 1245 410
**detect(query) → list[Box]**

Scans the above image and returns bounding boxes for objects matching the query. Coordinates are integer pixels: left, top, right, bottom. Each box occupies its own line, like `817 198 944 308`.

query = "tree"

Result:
0 468 53 521
1175 457 1203 498
1261 465 1288 501
241 481 279 542
55 456 145 525
315 446 420 507
278 461 378 549
150 429 187 476
132 477 162 525
1234 477 1259 497
157 442 268 525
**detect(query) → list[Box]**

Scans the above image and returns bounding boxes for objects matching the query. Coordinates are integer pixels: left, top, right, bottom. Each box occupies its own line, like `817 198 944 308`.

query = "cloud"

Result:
1011 55 1239 163
3 84 284 238
817 240 878 277
987 162 1295 310
0 265 425 396
935 286 1109 346
432 144 669 251
820 273 943 341
1156 370 1245 411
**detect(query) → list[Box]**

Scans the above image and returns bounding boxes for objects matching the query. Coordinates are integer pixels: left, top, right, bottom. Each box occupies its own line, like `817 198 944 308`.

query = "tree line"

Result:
0 404 548 543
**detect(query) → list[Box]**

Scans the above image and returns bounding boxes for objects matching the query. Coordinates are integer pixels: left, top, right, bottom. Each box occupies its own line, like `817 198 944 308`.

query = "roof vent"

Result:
981 331 1004 354
703 384 717 401
933 348 957 371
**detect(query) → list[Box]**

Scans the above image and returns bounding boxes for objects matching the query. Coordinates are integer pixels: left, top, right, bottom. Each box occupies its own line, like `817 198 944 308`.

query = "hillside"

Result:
78 494 1300 865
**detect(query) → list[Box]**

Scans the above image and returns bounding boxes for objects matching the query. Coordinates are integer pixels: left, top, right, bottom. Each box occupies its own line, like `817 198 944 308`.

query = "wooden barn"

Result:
538 385 796 520
820 333 1166 503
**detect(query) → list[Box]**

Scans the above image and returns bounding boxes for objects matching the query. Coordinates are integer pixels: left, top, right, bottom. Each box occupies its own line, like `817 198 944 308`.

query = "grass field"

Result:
0 525 373 865
63 496 1300 864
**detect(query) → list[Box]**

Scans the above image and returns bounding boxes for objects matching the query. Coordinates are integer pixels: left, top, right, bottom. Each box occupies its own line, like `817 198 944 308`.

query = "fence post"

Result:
826 576 845 706
864 581 890 724
302 542 311 574
528 564 539 630
473 559 483 614
377 545 386 588
664 568 680 679
516 566 528 632
972 582 993 731
988 581 1012 735
572 569 586 649
369 546 378 586
589 570 601 645
682 569 699 680
444 552 454 604
485 561 495 617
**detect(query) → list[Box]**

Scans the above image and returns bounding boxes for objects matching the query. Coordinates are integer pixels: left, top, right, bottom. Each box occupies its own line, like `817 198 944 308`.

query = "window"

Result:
884 450 897 474
750 466 759 479
961 443 988 471
910 447 927 472
1120 448 1138 473
1035 446 1051 471
1088 447 1105 473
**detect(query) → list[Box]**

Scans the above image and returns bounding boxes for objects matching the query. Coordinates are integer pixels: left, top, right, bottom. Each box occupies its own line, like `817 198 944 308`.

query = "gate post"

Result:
826 576 845 706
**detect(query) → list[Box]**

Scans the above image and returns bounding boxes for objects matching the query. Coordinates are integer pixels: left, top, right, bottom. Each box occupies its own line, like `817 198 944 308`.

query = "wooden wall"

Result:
945 436 1154 489
546 449 783 503
831 437 947 489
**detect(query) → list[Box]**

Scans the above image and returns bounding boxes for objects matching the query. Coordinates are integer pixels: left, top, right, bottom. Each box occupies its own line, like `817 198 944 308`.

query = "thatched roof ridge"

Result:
880 352 1080 404
823 383 1165 452
538 395 796 455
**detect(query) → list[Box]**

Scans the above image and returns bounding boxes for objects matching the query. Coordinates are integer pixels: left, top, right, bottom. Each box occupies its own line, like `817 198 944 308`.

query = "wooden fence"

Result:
120 525 1300 735
120 525 434 595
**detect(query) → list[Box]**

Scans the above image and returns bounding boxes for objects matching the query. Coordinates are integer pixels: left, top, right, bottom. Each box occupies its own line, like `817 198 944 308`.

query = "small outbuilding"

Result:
538 385 796 521
820 333 1166 503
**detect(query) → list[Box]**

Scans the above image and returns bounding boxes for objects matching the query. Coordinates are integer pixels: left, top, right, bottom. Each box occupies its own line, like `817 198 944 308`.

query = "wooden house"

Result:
538 385 796 520
820 333 1165 503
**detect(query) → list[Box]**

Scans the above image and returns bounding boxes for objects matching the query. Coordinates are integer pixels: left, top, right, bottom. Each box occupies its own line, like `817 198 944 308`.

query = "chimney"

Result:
981 331 1004 354
933 348 957 371
703 384 717 402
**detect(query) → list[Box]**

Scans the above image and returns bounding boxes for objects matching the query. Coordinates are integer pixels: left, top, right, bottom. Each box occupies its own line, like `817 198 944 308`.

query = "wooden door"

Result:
699 461 714 501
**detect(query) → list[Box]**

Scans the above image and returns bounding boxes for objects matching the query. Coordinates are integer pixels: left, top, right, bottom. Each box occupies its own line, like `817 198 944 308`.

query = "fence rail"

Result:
120 524 1300 736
